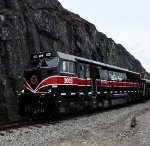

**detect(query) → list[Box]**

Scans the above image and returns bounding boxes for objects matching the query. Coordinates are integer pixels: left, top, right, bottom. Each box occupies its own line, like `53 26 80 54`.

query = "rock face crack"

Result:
0 0 149 122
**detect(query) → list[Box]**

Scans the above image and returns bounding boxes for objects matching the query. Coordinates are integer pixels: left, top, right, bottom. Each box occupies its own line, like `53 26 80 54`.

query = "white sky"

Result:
59 0 150 72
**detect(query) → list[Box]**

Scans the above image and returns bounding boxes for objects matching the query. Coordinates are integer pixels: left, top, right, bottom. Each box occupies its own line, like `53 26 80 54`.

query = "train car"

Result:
140 79 150 97
18 51 148 118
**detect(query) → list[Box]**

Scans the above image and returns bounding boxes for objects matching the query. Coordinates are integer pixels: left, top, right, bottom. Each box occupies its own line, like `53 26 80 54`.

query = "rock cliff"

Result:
0 0 149 122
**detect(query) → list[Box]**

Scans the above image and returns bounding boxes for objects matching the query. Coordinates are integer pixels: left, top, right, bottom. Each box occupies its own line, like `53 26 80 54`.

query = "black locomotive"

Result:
18 51 150 118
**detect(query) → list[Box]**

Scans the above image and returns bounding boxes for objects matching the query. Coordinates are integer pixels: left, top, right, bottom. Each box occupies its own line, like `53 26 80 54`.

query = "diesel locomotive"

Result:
18 51 150 118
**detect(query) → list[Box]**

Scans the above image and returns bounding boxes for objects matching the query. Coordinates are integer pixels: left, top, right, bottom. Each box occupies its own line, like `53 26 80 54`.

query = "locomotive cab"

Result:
25 57 59 92
24 53 60 92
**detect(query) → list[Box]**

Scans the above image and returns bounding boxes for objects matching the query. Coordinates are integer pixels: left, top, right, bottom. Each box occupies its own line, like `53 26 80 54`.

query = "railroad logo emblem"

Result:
31 75 37 85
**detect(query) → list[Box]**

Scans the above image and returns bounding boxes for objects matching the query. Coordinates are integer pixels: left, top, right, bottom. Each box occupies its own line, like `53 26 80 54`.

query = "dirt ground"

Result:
44 106 150 146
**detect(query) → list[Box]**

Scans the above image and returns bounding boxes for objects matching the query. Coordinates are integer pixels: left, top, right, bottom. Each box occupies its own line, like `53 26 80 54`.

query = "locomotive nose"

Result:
24 69 42 92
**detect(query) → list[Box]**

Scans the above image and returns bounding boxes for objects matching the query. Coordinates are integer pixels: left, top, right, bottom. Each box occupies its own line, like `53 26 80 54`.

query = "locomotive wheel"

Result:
102 99 109 108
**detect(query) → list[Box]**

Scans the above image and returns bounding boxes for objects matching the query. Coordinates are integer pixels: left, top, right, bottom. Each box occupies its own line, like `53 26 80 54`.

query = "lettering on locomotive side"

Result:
64 77 73 84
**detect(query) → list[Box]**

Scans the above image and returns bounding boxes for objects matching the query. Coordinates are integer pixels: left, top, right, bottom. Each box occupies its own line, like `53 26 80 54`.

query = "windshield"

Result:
41 57 59 68
27 57 59 70
28 60 41 70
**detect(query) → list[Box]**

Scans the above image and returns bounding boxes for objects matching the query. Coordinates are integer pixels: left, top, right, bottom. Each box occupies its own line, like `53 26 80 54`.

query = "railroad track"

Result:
0 120 33 131
0 117 59 131
0 113 94 131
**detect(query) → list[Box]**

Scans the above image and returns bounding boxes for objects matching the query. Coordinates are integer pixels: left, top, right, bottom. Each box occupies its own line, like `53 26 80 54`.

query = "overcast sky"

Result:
59 0 150 72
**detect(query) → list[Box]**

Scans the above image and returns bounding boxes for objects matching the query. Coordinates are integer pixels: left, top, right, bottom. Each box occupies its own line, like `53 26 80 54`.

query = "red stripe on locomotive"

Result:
23 75 142 93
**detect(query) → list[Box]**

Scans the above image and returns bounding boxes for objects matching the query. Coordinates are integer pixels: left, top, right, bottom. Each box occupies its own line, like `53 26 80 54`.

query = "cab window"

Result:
62 61 76 74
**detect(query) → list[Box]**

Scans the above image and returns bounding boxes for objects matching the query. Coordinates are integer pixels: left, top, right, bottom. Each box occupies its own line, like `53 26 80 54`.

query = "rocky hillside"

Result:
0 0 149 122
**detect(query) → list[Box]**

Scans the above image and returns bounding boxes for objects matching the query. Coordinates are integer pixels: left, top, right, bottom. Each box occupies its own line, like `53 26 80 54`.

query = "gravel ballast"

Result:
1 101 150 146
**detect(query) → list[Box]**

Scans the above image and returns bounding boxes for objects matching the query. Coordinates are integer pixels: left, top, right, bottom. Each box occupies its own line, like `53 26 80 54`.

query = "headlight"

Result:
48 89 52 93
21 89 25 93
